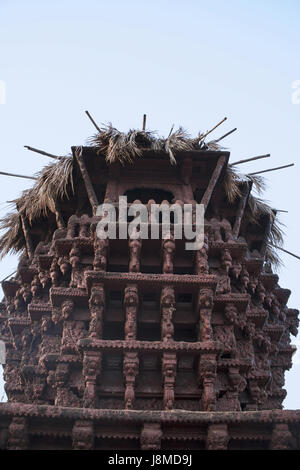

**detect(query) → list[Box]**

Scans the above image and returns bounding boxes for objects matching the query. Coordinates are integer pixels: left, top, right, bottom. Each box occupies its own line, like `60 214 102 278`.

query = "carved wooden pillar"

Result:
197 287 214 342
227 366 246 411
69 242 82 288
67 214 79 238
270 423 292 450
194 233 209 274
7 417 29 450
93 236 109 272
124 284 138 340
88 284 105 339
160 286 175 342
123 351 139 409
162 352 177 410
206 424 229 450
140 423 162 450
72 420 94 450
129 237 142 273
198 353 217 411
82 351 102 408
162 235 175 274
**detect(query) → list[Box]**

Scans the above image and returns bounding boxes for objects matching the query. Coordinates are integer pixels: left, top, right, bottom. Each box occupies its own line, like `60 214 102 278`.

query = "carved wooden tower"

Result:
0 123 299 449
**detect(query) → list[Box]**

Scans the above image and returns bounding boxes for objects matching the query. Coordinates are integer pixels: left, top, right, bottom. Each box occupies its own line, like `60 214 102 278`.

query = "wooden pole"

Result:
270 244 300 261
24 146 60 160
85 110 101 133
142 114 147 131
232 182 252 239
214 128 237 143
54 200 65 229
1 270 17 283
201 155 227 211
75 146 99 215
0 171 36 181
200 117 227 140
20 213 34 259
230 154 270 166
249 163 294 176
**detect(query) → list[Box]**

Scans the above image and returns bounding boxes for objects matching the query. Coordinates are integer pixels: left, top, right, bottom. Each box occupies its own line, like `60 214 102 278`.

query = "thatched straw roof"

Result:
0 124 283 266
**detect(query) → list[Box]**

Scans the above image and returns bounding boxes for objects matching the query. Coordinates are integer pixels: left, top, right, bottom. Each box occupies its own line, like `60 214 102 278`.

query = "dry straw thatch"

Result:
0 125 283 265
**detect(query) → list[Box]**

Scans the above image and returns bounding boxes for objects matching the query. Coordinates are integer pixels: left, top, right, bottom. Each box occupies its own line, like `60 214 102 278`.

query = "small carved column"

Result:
194 234 209 275
72 420 94 450
7 417 29 450
129 237 142 272
197 287 214 342
162 235 175 274
124 284 138 340
270 424 292 450
82 351 102 408
93 236 109 272
69 242 82 288
198 353 217 411
88 284 105 339
162 352 177 410
206 424 229 450
160 286 175 342
123 352 139 409
227 366 246 411
140 423 163 450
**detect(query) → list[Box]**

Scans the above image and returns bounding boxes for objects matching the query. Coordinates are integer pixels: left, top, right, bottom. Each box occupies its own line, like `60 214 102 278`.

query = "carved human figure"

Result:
129 237 142 272
93 237 108 271
88 285 105 338
195 234 209 274
160 286 175 342
124 285 138 340
162 354 176 410
198 288 214 342
162 236 175 274
123 352 139 409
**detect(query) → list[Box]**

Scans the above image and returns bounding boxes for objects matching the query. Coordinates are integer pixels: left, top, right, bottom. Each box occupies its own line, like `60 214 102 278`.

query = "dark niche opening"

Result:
124 188 174 204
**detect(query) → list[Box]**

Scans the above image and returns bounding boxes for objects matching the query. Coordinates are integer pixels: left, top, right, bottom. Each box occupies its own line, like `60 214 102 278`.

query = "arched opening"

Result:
124 188 174 204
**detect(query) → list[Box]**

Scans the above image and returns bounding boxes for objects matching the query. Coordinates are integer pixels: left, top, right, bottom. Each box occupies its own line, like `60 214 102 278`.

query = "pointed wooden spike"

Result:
1 270 17 283
230 154 271 166
85 110 101 133
200 117 227 140
215 127 237 143
142 114 147 131
248 163 294 176
270 244 300 261
168 124 175 138
275 210 288 213
24 146 60 160
0 171 36 181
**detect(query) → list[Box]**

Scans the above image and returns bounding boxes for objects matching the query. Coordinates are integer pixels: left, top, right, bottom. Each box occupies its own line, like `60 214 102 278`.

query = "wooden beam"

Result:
20 213 34 259
214 127 237 143
75 146 99 215
249 163 294 176
230 154 270 166
270 244 300 261
260 213 274 259
142 114 147 131
200 117 227 140
0 171 36 181
232 182 252 239
24 146 60 160
1 270 17 283
201 155 227 211
85 110 101 133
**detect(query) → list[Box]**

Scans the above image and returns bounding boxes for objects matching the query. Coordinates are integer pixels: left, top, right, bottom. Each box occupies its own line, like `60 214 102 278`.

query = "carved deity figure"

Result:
129 237 142 272
162 236 175 274
88 285 105 338
124 285 138 340
160 286 175 342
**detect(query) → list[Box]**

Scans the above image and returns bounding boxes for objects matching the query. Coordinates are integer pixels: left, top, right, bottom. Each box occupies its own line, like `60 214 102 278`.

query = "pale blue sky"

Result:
0 0 299 407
